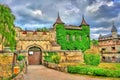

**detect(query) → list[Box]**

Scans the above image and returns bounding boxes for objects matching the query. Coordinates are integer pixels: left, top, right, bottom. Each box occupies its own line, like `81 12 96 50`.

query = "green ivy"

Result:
56 24 90 52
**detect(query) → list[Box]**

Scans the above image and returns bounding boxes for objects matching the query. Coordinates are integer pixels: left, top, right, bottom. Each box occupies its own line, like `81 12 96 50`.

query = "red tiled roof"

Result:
33 31 37 35
22 31 27 34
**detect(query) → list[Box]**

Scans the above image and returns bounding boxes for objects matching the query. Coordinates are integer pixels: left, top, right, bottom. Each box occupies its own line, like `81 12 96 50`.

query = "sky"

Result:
0 0 120 39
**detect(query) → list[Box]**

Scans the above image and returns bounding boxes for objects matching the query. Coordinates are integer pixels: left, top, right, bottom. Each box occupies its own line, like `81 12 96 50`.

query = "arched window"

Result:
112 56 116 62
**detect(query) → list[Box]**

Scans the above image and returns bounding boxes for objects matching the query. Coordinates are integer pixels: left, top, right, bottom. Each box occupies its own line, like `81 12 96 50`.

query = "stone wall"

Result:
101 53 120 62
43 50 83 63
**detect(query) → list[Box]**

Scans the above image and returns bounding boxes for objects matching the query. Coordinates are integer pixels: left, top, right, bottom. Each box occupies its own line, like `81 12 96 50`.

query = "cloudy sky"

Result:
0 0 120 39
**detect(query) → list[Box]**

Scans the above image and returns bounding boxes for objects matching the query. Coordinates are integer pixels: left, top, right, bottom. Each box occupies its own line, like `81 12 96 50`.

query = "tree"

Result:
91 39 98 46
0 4 16 51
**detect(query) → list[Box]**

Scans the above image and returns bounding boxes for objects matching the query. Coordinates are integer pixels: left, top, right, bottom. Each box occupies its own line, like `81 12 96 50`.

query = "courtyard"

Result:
24 65 119 80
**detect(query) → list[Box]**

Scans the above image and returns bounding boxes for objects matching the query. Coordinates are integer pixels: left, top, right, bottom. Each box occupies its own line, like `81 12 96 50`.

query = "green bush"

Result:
67 66 120 78
52 55 61 64
17 54 25 61
84 49 100 66
44 52 60 63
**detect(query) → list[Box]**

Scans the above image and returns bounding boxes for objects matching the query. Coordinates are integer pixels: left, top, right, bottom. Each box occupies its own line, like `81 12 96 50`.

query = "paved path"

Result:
24 65 115 80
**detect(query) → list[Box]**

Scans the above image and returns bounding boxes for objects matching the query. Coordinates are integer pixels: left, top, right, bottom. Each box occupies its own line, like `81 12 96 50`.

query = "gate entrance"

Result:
28 46 42 65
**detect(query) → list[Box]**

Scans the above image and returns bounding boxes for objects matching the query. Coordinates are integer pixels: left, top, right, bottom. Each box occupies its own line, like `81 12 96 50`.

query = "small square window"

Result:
111 47 115 51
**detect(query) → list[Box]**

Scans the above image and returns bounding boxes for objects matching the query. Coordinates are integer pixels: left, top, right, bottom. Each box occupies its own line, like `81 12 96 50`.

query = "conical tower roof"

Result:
54 12 64 24
111 22 117 32
80 15 89 26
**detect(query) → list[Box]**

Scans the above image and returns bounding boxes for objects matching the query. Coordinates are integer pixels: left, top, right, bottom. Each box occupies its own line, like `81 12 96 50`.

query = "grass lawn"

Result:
98 63 120 70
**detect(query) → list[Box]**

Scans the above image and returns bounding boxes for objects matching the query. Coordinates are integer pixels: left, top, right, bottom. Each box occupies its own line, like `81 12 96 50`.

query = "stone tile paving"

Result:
24 65 118 80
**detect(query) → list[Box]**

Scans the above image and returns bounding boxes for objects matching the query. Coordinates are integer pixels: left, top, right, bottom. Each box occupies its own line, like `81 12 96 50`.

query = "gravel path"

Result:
24 65 116 80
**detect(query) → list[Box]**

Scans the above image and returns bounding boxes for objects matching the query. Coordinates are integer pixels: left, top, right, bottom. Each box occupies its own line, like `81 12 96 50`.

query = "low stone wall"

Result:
43 50 84 63
12 72 24 80
44 61 67 72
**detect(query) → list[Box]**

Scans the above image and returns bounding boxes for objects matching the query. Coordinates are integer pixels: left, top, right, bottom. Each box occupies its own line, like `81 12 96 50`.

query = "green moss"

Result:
56 24 90 52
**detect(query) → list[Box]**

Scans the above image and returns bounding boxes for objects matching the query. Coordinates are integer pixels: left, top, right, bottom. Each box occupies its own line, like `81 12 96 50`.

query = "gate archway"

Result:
28 46 42 65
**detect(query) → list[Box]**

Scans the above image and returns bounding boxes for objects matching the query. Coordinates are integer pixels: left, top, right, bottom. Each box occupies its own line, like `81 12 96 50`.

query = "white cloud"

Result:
22 23 52 30
106 1 114 6
91 27 111 33
86 1 114 13
86 1 104 13
32 10 43 17
95 17 117 23
90 34 99 39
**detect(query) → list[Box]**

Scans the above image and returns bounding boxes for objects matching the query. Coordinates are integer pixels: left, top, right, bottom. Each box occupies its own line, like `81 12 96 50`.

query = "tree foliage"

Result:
0 4 16 51
56 24 90 52
91 39 98 46
36 27 49 32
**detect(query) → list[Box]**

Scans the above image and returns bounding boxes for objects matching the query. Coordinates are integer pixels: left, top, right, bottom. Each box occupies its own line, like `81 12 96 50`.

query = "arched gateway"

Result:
28 46 42 65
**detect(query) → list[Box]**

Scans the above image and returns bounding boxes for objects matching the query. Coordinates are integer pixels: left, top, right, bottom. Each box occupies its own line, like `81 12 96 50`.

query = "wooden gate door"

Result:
28 46 42 65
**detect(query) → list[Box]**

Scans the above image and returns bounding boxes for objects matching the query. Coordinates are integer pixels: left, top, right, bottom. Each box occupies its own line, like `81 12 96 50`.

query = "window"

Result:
73 35 76 41
112 56 116 62
111 47 115 51
102 56 105 61
66 35 69 41
102 48 106 51
79 36 82 41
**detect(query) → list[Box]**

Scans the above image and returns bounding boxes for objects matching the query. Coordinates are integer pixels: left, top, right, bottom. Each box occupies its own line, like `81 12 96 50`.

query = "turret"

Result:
111 22 117 38
99 34 102 39
54 12 64 25
80 15 89 26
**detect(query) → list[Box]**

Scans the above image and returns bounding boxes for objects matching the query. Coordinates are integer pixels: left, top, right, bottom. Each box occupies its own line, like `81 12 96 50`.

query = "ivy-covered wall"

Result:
56 24 90 52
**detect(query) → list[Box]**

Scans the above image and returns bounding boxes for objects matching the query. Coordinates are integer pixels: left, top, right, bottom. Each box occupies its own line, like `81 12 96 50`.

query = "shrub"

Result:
52 55 61 64
67 66 120 78
84 48 100 66
17 54 25 61
44 52 60 63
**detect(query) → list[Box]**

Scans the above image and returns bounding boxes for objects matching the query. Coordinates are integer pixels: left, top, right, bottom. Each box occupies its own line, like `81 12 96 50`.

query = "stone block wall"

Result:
43 50 83 63
102 53 120 62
